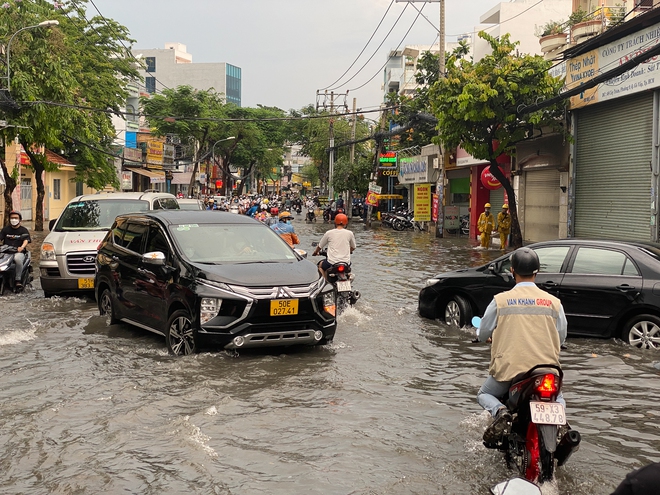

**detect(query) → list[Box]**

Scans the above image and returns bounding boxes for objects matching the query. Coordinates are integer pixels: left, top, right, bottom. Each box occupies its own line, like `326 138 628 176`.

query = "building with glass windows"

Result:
132 43 242 107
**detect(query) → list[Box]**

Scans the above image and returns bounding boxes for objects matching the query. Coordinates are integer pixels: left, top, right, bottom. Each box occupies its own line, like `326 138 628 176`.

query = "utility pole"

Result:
349 97 357 219
316 89 349 202
436 0 446 239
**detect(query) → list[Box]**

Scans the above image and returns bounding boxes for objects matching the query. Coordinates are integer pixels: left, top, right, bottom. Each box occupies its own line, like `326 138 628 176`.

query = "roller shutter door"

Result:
524 169 560 242
490 187 505 212
575 93 653 240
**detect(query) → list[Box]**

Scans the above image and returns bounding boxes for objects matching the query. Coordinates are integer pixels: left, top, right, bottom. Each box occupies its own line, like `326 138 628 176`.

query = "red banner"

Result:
432 194 439 222
365 190 379 207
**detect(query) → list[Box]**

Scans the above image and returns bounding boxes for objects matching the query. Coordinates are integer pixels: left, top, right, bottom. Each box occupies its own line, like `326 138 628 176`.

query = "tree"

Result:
430 32 565 248
331 155 372 196
1 0 140 229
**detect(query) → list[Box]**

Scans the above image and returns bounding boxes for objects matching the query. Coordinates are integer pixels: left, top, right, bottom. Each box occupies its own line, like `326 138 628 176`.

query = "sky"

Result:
90 0 500 112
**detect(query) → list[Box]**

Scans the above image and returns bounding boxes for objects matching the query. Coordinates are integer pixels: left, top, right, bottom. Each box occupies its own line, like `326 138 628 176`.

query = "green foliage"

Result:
539 20 565 37
1 0 140 228
331 155 372 195
568 8 591 27
430 32 565 162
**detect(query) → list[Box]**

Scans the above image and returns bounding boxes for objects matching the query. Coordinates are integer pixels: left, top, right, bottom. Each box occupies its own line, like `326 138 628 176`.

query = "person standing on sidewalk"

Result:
497 204 511 250
478 203 495 248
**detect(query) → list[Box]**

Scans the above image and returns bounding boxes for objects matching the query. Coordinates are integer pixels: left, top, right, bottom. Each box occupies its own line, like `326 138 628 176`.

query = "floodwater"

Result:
0 219 658 494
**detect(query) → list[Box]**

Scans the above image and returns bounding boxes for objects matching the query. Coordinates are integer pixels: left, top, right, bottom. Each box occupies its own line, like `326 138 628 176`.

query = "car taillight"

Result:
337 265 345 273
536 373 558 400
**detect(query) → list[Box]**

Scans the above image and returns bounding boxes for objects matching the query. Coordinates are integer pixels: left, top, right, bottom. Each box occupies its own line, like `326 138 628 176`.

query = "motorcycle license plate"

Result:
529 401 566 425
270 299 299 316
78 278 94 289
336 280 351 292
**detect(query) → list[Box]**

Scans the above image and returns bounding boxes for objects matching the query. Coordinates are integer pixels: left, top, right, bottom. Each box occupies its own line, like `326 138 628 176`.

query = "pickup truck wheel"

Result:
622 314 660 350
444 295 472 328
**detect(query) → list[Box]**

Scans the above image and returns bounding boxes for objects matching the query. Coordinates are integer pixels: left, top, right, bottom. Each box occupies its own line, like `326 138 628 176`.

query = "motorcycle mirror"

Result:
471 316 481 329
490 478 542 495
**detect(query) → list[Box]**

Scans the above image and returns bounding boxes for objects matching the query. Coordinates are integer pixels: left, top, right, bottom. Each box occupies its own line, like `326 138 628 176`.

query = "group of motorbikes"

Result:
381 206 425 231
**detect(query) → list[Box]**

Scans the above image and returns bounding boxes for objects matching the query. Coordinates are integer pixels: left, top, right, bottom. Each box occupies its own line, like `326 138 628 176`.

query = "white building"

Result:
383 40 469 99
473 0 572 61
132 42 242 106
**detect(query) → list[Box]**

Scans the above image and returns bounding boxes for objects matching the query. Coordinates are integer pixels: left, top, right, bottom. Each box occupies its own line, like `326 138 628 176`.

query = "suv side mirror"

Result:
487 263 496 272
143 251 166 265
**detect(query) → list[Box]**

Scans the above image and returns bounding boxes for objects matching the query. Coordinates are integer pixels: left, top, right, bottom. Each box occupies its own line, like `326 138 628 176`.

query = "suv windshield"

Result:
56 200 150 231
169 223 298 263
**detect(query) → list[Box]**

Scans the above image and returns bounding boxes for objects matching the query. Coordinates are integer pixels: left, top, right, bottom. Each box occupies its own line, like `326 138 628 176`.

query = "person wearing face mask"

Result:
0 211 31 289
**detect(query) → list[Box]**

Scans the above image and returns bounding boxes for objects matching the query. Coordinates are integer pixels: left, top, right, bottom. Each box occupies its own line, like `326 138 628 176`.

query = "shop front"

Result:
397 152 439 220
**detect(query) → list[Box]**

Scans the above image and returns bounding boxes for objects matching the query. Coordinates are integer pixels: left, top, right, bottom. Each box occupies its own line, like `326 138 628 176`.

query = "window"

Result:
154 198 180 210
75 181 83 196
571 247 639 276
534 246 571 273
145 76 156 94
145 225 170 259
53 179 61 200
120 222 149 253
145 57 156 73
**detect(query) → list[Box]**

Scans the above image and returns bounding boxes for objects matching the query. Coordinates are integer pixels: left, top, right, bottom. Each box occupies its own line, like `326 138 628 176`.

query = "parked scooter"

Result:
0 244 33 295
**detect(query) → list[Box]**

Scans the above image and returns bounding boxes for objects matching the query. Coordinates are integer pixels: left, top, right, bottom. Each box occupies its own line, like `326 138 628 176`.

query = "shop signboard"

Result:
146 141 164 168
455 146 489 168
150 176 165 184
368 182 382 194
567 21 660 109
378 151 397 170
432 193 439 222
481 166 503 190
123 147 142 164
365 190 379 207
413 183 431 221
398 155 429 184
444 205 460 230
121 171 132 190
163 144 175 166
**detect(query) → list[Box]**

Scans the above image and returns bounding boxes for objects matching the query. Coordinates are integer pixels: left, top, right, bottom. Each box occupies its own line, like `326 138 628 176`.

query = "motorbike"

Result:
473 317 581 484
312 243 360 314
0 244 33 295
392 210 424 231
294 204 302 215
306 207 316 223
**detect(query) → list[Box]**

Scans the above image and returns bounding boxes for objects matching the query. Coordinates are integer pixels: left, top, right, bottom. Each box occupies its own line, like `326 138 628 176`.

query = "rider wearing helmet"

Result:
271 211 300 248
0 211 31 288
476 247 568 443
312 213 356 278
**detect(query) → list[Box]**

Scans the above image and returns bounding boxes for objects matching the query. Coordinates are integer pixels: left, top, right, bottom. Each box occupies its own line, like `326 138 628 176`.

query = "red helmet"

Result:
334 213 348 226
270 207 279 215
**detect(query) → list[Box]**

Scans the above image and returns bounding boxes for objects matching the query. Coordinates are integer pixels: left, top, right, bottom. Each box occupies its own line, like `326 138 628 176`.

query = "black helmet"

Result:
9 211 22 221
510 248 539 276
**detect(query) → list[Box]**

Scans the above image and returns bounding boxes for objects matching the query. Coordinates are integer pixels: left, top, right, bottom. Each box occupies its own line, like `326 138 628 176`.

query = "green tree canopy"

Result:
1 0 140 229
430 32 565 247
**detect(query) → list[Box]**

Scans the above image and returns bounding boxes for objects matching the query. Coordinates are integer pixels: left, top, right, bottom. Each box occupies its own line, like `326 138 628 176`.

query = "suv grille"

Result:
228 281 321 300
66 252 97 276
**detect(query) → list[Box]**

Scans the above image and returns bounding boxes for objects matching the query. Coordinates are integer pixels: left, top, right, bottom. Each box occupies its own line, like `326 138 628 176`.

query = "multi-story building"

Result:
132 43 242 106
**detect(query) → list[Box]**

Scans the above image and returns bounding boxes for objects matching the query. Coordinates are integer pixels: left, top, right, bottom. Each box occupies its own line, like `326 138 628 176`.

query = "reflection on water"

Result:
0 220 657 494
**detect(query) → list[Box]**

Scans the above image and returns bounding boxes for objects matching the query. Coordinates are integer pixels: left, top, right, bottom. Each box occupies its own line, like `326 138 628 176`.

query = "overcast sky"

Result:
91 0 499 112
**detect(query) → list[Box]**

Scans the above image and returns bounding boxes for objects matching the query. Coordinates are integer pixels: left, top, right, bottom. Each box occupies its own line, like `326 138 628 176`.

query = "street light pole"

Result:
4 20 59 94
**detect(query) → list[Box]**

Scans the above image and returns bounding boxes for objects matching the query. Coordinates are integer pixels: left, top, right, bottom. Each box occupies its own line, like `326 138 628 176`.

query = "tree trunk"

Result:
488 161 523 248
21 139 45 231
235 161 255 196
1 157 17 227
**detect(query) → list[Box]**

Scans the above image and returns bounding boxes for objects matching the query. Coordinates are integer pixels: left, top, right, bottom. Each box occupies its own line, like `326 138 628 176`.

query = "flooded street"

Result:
1 219 659 494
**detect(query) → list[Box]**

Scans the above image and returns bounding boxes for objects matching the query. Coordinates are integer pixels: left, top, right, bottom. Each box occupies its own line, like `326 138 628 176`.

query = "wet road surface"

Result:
0 219 659 494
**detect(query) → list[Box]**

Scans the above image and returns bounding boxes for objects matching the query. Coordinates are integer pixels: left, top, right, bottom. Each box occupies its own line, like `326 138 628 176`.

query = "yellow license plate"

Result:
270 299 299 316
78 278 95 289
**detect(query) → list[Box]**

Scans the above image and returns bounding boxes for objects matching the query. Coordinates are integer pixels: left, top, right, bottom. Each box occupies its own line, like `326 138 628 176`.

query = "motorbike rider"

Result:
0 211 31 289
312 213 356 279
271 211 300 248
476 247 567 443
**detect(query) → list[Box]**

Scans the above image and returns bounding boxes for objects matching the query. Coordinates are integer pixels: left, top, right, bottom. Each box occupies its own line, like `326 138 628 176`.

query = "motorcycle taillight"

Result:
535 373 559 400
337 265 345 273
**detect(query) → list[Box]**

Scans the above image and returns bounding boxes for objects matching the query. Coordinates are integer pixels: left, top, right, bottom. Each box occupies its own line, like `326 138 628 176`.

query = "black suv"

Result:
95 211 337 355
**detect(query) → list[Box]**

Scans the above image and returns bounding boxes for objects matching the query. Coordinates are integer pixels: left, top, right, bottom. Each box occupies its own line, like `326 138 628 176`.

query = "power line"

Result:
327 2 410 91
348 2 427 92
321 0 396 90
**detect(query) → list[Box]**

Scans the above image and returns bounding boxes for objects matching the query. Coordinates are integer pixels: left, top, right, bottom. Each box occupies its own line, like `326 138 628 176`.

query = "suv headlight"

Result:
200 298 222 324
41 242 56 261
322 291 336 317
424 278 441 287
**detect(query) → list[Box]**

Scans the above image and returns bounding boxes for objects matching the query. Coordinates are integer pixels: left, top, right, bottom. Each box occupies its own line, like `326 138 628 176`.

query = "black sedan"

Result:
418 239 660 350
95 211 337 355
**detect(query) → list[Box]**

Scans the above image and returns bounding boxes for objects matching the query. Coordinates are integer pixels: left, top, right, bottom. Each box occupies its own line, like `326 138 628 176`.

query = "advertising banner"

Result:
413 183 431 221
123 147 142 164
444 205 460 230
399 156 429 184
146 141 164 168
365 190 379 207
121 171 132 189
163 144 175 166
567 21 660 108
431 193 439 222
